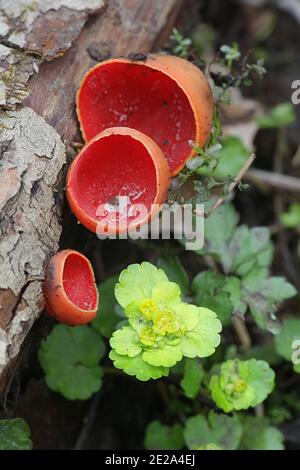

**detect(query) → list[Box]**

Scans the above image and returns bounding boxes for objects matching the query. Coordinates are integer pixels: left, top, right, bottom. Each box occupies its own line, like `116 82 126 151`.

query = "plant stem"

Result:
232 316 252 349
74 391 101 450
245 168 300 193
203 153 256 218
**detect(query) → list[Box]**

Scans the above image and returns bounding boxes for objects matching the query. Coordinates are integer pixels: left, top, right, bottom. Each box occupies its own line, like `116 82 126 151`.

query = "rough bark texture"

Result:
0 1 105 59
0 107 66 393
26 0 183 142
0 0 183 398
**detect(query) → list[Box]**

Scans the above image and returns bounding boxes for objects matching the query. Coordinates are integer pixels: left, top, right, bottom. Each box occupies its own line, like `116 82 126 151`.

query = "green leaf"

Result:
0 418 32 450
209 359 275 413
39 324 105 400
223 276 247 316
257 103 296 129
180 358 204 399
243 277 296 334
242 265 269 285
220 43 241 65
201 204 239 261
197 136 250 180
280 203 300 228
152 281 181 307
214 136 250 179
254 277 297 302
143 344 183 368
110 325 142 357
109 350 169 381
240 416 284 450
115 262 168 308
173 303 201 331
179 307 222 358
157 256 189 295
144 421 184 450
92 275 119 338
184 411 242 450
196 203 273 280
192 271 233 324
274 318 300 371
227 226 271 275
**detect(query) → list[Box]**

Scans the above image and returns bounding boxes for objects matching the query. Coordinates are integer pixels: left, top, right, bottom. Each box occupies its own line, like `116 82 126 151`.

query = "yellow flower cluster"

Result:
138 298 185 346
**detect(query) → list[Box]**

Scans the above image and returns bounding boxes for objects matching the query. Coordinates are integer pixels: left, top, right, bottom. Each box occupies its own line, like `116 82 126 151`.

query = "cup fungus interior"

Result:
69 133 157 231
78 62 196 174
63 253 97 311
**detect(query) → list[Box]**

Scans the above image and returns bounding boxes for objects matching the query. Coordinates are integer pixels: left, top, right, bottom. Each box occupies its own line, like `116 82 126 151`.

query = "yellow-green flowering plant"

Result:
209 358 275 413
109 262 222 381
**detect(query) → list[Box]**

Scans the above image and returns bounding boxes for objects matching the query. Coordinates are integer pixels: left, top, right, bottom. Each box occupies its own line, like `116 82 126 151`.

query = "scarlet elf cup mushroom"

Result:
76 54 214 176
44 250 98 326
66 127 170 235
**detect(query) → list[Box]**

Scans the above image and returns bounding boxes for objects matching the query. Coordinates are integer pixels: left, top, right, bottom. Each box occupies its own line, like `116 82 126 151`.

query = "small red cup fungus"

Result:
76 54 214 175
66 127 170 235
44 249 98 326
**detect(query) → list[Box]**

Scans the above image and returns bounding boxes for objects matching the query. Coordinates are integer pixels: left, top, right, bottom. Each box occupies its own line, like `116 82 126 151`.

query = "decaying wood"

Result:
0 43 39 107
26 0 183 142
0 107 66 390
0 1 105 109
0 1 105 59
0 0 183 397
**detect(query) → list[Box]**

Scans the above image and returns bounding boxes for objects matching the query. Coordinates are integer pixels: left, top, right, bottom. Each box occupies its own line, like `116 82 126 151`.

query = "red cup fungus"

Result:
76 54 214 175
44 249 98 326
66 127 170 235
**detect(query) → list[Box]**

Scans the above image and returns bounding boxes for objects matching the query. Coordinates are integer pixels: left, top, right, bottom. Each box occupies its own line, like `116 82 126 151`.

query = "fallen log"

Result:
0 0 183 398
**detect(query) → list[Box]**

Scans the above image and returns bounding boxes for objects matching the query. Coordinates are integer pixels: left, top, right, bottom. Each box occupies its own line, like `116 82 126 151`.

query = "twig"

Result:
203 254 219 271
255 404 264 417
232 316 252 349
204 153 256 218
74 391 101 450
245 168 300 193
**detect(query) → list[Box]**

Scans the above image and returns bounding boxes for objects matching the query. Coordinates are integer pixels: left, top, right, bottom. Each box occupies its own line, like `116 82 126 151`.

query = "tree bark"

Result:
0 0 183 398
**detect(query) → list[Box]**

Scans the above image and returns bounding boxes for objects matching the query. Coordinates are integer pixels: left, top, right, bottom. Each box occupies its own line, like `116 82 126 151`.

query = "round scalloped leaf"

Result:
209 375 255 413
184 412 242 450
209 359 275 413
115 262 168 308
239 359 275 404
179 307 222 358
144 421 184 450
39 324 105 400
173 303 201 331
152 281 181 306
240 416 284 450
109 349 169 381
0 418 32 450
142 344 183 367
109 325 141 357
